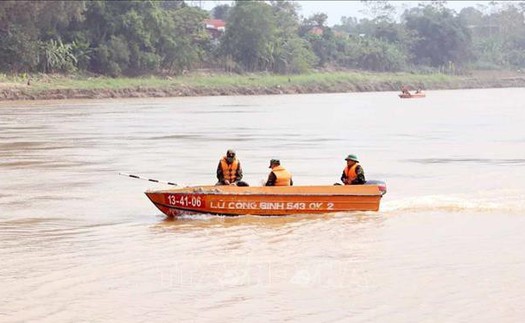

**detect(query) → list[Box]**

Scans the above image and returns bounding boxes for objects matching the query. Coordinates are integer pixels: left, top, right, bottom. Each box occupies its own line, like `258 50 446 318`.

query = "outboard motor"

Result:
366 180 387 195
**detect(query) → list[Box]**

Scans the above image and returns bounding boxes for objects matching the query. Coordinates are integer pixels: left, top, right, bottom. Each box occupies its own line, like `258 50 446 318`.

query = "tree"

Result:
303 29 338 67
0 26 39 72
334 16 359 34
165 6 210 73
403 4 472 67
38 39 77 73
220 1 277 72
308 13 328 27
211 4 231 21
360 0 396 22
273 36 317 73
80 1 170 75
0 1 84 72
270 1 316 73
299 12 328 36
160 0 186 11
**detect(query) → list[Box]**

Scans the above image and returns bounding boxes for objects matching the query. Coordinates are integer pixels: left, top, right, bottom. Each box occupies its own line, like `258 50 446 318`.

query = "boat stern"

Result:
365 180 387 196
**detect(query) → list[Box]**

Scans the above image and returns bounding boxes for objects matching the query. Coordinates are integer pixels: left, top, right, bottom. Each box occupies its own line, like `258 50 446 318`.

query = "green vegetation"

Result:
1 1 524 78
0 70 458 92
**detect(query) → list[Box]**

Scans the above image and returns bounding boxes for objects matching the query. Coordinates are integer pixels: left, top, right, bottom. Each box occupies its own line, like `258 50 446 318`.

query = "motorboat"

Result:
145 181 387 216
399 91 426 98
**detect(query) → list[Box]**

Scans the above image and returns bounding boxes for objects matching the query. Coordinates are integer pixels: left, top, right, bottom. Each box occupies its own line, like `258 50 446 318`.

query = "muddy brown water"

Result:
1 88 525 322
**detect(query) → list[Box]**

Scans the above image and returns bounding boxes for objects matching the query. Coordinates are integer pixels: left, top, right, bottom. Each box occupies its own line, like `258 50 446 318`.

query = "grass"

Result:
4 69 519 99
0 71 460 89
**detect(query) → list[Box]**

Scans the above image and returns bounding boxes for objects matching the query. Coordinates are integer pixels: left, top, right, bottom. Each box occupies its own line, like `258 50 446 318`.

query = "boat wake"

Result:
382 190 525 214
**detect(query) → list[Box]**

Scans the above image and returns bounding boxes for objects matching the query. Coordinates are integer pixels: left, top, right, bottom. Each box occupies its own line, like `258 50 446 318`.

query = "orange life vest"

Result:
220 157 239 182
272 165 292 186
343 163 359 184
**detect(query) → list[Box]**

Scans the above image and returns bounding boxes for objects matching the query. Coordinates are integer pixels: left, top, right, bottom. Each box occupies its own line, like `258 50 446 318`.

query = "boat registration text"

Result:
166 194 334 210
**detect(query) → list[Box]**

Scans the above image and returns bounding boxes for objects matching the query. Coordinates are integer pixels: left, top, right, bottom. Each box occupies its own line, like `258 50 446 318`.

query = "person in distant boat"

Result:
341 154 366 185
415 88 422 94
265 159 293 186
401 85 410 95
216 149 248 186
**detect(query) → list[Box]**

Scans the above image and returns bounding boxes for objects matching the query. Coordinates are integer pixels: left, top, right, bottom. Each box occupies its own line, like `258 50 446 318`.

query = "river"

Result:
1 88 524 322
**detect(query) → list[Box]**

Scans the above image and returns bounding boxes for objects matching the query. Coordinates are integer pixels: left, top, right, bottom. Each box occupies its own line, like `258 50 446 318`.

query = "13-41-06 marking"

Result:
167 195 202 207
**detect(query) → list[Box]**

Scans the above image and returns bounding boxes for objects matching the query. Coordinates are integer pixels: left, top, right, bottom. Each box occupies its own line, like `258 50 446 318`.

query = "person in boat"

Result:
401 85 410 95
265 159 293 186
341 154 366 185
216 149 248 186
415 88 422 94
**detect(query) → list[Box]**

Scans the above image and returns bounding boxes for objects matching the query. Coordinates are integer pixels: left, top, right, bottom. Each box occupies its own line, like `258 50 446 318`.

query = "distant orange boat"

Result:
145 181 387 216
399 92 426 98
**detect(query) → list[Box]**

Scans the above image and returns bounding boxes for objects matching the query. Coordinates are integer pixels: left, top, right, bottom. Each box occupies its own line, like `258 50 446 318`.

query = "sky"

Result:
195 1 496 26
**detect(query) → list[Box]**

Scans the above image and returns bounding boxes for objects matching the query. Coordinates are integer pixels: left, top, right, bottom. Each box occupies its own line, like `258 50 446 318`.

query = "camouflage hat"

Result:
269 159 280 168
226 149 236 157
345 154 359 162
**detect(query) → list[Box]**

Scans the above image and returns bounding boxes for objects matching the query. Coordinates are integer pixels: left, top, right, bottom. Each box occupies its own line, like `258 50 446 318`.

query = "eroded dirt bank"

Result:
1 72 524 101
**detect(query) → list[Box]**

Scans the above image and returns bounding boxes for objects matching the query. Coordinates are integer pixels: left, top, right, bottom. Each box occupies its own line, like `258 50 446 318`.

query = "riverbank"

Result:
1 70 524 101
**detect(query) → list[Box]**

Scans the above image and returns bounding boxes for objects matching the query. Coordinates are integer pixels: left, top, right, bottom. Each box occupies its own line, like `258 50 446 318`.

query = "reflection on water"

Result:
1 89 525 321
153 211 381 233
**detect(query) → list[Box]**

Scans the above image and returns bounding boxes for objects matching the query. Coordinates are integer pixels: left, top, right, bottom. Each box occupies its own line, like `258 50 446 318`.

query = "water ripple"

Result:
405 158 525 166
